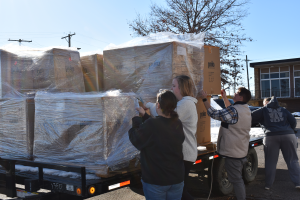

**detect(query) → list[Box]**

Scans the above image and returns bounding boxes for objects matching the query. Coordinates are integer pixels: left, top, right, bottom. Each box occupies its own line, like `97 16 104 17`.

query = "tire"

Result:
212 158 234 195
242 148 258 184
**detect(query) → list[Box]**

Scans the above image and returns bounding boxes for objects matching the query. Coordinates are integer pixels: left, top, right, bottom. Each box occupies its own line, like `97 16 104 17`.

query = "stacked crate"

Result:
0 47 85 160
103 42 204 103
33 92 139 176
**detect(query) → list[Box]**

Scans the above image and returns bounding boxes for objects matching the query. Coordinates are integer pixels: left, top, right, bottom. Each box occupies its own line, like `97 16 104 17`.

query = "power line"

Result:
8 38 32 46
77 33 110 44
61 32 76 47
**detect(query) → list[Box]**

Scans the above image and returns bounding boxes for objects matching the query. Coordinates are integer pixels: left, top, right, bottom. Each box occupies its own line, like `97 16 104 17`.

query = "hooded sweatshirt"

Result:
146 96 198 162
251 96 297 136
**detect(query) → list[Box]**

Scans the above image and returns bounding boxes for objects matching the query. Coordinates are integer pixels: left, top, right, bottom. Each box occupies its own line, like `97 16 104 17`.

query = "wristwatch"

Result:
202 98 207 102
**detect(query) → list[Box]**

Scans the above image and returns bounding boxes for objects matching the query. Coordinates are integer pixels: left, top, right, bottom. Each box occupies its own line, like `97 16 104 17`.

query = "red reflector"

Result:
194 159 202 164
254 143 258 146
214 155 219 158
120 180 130 187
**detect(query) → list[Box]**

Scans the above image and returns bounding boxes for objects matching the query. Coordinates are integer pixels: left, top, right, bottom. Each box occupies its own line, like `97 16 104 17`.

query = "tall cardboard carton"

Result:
80 54 104 92
203 46 221 95
196 97 211 145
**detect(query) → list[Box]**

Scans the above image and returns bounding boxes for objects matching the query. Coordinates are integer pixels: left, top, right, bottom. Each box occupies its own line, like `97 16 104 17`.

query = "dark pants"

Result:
181 161 194 200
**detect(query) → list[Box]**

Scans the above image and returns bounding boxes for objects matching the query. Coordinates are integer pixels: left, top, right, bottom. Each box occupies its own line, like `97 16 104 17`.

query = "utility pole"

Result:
61 33 75 47
8 39 32 46
245 55 252 91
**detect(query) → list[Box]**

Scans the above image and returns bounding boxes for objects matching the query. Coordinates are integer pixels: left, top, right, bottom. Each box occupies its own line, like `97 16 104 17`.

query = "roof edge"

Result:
250 58 300 68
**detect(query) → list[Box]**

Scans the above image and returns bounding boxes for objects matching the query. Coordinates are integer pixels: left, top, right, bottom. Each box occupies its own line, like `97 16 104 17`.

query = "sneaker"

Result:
265 187 270 190
296 186 300 189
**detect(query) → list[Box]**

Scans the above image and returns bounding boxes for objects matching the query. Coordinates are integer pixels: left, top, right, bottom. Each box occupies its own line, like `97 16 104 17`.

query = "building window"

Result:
260 67 290 98
294 65 300 97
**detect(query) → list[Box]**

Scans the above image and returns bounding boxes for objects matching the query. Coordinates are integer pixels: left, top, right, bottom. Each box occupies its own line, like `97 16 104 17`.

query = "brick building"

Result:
250 58 300 113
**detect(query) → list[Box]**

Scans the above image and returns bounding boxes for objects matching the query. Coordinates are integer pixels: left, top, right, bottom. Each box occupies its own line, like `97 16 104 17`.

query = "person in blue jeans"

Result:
129 90 185 200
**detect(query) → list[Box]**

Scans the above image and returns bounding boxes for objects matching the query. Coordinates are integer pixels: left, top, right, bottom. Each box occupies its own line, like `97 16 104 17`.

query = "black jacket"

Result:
129 113 185 186
251 96 297 136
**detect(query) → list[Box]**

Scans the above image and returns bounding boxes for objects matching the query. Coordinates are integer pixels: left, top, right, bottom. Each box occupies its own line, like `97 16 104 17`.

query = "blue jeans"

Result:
141 179 184 200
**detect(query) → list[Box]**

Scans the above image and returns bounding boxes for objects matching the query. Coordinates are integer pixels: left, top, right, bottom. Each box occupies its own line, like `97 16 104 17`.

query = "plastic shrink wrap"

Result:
33 91 140 177
103 32 205 103
80 54 104 92
0 89 35 160
0 47 85 98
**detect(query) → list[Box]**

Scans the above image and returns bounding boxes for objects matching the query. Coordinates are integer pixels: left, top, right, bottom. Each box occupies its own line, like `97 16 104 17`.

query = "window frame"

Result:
260 66 290 98
294 65 300 97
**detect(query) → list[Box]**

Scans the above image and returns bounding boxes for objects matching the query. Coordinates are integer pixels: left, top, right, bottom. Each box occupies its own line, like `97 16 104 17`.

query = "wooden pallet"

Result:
96 158 141 178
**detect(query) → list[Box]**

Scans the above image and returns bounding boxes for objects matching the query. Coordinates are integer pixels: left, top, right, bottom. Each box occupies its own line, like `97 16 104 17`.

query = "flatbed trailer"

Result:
0 137 263 199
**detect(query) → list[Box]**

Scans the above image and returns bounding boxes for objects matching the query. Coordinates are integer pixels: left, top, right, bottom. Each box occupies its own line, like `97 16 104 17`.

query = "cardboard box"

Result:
196 97 211 145
33 48 85 93
0 96 35 159
203 46 221 95
103 42 203 102
0 48 85 97
33 92 138 176
80 54 104 92
0 50 17 97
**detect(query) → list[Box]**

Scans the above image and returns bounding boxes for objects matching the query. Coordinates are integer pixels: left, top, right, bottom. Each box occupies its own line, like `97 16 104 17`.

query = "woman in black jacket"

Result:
129 90 185 200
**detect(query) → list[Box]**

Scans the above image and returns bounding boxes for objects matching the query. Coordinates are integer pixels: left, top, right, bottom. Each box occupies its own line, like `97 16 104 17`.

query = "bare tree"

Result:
128 0 252 90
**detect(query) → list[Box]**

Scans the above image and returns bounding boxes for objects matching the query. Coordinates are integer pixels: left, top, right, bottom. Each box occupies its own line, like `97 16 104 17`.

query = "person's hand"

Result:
221 89 227 99
140 103 148 111
136 107 146 116
199 90 207 99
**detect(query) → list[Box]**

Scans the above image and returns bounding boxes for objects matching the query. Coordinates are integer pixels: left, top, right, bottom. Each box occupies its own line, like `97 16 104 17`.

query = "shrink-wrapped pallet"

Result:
0 47 85 98
80 54 103 92
33 91 139 176
0 93 35 159
103 32 205 102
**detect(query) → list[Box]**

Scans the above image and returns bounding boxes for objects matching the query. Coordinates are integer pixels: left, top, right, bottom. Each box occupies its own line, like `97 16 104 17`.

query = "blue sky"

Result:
0 0 299 91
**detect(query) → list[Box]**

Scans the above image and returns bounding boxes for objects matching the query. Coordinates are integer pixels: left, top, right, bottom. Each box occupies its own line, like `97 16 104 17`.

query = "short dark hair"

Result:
237 87 251 103
157 90 178 120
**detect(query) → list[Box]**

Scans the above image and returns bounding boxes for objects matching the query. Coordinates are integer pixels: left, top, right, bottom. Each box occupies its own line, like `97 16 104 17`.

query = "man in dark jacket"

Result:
252 96 300 190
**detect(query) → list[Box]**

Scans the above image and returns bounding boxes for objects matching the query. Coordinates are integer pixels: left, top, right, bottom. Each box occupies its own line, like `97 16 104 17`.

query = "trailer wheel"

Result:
242 148 258 184
212 158 233 195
